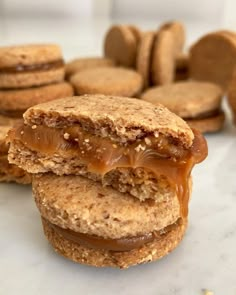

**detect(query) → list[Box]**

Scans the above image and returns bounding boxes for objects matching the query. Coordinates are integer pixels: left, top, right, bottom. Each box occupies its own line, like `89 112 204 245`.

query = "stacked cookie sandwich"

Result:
8 95 207 268
141 81 225 133
0 44 73 183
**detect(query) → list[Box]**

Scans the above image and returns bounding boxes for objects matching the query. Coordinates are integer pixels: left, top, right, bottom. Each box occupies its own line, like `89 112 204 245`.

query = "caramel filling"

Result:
9 124 208 217
184 108 222 121
46 218 182 252
0 59 64 74
0 109 25 118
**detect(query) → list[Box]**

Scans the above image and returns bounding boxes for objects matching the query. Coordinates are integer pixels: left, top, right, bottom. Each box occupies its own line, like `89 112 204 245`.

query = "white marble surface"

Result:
0 18 236 295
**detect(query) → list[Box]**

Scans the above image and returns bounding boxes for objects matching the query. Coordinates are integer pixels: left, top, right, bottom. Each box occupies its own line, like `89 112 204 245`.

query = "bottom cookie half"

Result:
42 217 187 269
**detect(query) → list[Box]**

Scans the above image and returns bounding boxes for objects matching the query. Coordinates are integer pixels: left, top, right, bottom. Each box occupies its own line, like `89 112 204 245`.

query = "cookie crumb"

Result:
31 125 37 129
63 133 70 140
144 137 151 145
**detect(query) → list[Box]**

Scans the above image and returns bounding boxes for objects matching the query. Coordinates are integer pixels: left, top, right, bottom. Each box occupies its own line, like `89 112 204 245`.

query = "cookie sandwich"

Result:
141 81 224 133
8 95 207 268
0 44 73 126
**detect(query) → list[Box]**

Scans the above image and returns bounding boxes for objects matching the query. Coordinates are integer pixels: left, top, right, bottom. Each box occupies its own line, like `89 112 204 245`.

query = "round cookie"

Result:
33 173 186 268
0 126 31 184
70 67 143 96
160 21 185 56
141 81 224 133
65 57 115 78
104 25 138 67
151 30 176 85
190 31 236 89
0 82 73 112
136 31 155 88
128 25 142 43
0 44 65 88
186 112 225 133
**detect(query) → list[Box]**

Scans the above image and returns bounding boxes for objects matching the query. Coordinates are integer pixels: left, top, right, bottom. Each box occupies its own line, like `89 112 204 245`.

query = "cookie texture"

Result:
70 67 143 97
42 216 187 268
151 30 175 85
0 44 62 67
141 81 223 118
186 112 225 133
160 21 185 56
136 31 155 88
65 57 115 78
33 173 180 239
0 82 73 111
0 68 65 89
22 95 194 146
190 31 236 88
104 25 138 67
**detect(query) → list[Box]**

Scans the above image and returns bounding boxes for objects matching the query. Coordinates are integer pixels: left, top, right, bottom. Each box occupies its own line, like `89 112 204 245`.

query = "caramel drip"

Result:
0 59 64 74
9 124 208 217
0 109 25 118
46 218 182 252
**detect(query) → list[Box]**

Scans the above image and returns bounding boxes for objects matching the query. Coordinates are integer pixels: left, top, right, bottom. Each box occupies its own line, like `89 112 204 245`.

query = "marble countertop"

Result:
0 18 236 295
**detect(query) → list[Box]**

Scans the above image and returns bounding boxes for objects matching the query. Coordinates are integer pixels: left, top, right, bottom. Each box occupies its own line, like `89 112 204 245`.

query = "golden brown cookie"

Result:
0 126 31 184
151 30 176 85
104 25 139 67
42 214 187 269
186 112 225 133
160 21 185 56
175 53 189 81
0 44 64 88
70 67 143 96
9 95 207 267
0 82 73 112
33 173 187 268
65 57 115 79
141 81 224 133
190 31 236 89
136 31 155 88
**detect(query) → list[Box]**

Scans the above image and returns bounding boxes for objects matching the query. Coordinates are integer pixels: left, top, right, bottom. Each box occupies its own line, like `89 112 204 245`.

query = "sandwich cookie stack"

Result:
0 44 73 183
8 95 207 268
141 81 225 133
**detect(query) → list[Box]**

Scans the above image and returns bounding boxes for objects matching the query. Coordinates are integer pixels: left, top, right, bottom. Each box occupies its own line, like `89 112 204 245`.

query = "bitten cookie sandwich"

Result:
8 95 207 268
141 81 224 133
0 126 31 183
190 31 236 89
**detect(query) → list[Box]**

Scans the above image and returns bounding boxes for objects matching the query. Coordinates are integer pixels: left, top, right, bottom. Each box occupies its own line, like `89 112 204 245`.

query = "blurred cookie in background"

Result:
141 81 225 133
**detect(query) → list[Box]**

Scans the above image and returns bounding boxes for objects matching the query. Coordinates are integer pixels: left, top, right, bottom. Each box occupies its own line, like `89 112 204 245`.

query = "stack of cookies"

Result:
0 44 74 183
104 22 187 88
8 95 207 268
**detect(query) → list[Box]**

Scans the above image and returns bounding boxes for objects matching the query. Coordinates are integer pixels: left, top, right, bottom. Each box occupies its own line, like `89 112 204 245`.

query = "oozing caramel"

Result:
46 218 182 252
0 59 64 74
0 109 25 118
9 124 208 217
